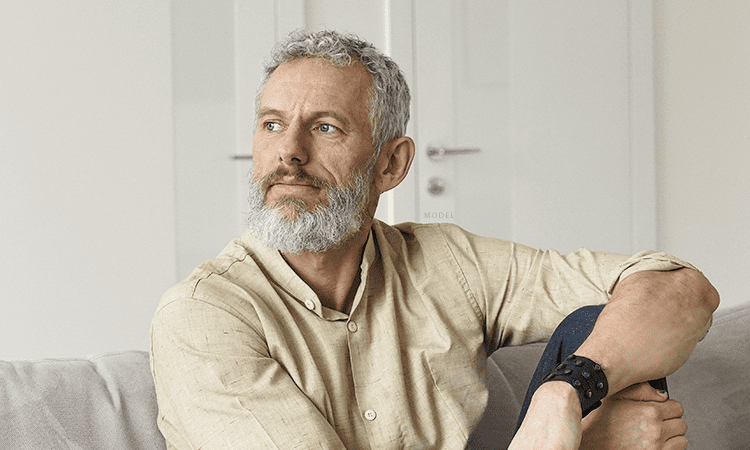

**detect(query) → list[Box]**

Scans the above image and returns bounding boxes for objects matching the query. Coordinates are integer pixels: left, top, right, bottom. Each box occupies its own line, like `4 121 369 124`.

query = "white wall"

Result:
0 1 176 360
655 1 750 309
172 0 240 279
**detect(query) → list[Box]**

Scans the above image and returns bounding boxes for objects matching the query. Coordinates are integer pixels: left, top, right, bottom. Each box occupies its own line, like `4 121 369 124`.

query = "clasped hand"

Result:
509 382 687 450
580 382 687 450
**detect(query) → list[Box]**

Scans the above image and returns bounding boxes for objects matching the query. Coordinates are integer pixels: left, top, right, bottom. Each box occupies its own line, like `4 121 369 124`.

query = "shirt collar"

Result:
239 225 378 319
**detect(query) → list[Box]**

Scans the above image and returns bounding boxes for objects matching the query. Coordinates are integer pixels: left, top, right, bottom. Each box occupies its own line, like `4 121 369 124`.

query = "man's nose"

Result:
276 125 308 165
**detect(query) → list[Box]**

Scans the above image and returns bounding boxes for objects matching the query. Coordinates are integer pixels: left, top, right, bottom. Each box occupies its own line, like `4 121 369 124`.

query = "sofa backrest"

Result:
0 347 544 450
2 302 749 449
667 302 750 450
0 351 166 450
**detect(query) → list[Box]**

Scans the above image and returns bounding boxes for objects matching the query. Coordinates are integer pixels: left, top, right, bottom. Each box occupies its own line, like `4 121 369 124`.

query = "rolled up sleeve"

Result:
437 224 705 350
606 250 701 294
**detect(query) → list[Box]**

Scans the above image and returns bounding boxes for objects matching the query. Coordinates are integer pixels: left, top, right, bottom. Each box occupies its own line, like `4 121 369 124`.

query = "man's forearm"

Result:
575 267 719 395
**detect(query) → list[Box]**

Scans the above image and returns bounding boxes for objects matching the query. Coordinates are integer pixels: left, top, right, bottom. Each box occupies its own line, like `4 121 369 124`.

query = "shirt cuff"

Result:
606 250 701 295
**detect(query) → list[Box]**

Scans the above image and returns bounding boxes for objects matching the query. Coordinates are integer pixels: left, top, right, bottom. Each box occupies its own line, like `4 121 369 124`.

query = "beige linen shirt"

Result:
150 220 696 450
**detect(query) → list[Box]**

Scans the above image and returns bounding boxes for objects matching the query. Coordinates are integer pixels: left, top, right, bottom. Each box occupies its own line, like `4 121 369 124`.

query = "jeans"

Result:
513 304 668 435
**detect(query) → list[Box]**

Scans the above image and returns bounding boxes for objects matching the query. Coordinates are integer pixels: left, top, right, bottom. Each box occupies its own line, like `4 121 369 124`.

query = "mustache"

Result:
254 166 333 192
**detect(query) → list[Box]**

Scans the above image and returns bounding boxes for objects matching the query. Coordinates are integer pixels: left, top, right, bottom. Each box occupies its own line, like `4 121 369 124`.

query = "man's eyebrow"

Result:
257 107 352 128
257 107 284 118
309 111 352 128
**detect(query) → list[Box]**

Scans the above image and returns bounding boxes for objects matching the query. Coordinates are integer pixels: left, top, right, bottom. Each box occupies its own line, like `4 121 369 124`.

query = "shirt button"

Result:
364 409 377 421
347 321 358 333
304 300 315 311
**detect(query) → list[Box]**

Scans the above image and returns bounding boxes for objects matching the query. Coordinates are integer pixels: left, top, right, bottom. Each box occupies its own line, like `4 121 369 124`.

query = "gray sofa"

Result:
2 302 749 450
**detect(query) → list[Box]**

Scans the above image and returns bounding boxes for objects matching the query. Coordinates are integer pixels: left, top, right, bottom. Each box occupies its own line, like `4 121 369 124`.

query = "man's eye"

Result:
264 121 281 132
318 123 338 133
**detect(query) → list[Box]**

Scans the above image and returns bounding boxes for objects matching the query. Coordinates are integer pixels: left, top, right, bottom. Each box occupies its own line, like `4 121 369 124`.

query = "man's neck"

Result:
281 223 372 313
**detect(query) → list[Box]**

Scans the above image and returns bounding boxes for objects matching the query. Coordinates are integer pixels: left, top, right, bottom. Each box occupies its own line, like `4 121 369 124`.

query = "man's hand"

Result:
580 383 687 450
509 382 687 450
509 381 583 450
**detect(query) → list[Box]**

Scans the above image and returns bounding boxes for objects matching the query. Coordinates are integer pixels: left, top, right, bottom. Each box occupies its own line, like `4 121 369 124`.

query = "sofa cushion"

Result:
467 342 545 449
0 351 165 450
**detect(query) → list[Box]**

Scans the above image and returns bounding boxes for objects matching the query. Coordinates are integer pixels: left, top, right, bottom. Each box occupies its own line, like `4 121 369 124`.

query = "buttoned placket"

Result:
346 313 382 429
345 256 391 440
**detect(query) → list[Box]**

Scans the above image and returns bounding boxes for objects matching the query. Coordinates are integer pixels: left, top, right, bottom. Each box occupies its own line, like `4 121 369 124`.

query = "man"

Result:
150 30 718 449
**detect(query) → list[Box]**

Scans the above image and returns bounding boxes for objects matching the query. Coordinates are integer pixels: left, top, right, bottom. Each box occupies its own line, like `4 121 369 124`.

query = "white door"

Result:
233 0 656 256
405 0 656 255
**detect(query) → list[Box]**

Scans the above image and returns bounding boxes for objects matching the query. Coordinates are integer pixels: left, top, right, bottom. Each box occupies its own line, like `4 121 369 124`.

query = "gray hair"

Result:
256 29 411 156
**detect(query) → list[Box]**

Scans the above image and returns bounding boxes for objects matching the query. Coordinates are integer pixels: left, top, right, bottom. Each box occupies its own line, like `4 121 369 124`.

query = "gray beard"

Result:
246 167 373 254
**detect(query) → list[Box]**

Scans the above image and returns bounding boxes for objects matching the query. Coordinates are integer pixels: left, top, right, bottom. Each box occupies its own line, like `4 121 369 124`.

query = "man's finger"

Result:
664 434 688 450
661 399 685 420
662 416 688 439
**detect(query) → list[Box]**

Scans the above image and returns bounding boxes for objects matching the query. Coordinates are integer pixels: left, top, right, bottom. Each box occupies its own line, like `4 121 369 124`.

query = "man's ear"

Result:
374 136 415 194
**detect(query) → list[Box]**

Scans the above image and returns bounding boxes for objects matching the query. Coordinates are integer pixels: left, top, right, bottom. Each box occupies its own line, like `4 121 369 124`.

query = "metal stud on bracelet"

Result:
542 354 609 418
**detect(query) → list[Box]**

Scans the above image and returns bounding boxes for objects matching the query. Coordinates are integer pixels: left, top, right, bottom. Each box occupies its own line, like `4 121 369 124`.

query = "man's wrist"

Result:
513 381 584 450
542 354 609 418
533 380 583 418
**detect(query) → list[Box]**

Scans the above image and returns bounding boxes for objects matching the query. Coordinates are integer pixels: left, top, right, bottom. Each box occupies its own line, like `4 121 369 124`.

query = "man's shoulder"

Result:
373 220 520 277
376 220 502 250
157 232 271 314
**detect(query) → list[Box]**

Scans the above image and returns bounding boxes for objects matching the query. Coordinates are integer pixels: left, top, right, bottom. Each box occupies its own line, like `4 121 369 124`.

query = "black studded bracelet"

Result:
542 354 609 418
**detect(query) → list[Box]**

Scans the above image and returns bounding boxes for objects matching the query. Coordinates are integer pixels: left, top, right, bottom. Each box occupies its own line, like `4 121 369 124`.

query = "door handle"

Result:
426 146 481 161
